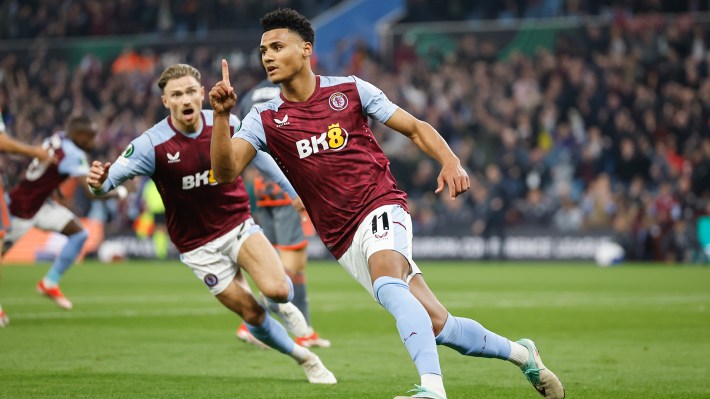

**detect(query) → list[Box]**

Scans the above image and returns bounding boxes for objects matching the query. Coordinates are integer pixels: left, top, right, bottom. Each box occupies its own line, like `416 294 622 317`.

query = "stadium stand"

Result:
1 1 709 262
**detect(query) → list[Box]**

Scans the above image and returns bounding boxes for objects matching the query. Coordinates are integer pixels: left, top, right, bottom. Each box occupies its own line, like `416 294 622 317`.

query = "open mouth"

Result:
266 66 277 73
182 108 195 119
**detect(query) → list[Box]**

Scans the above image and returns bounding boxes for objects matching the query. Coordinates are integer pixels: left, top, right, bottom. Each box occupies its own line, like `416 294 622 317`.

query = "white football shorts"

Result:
337 204 421 298
180 217 262 295
3 200 76 244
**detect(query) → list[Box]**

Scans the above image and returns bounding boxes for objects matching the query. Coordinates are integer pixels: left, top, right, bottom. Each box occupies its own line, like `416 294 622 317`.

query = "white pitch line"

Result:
5 293 708 321
1 294 212 306
317 294 710 312
10 306 228 320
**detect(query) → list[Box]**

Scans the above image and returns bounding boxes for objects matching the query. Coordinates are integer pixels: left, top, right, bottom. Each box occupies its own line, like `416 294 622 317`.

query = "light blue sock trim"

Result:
373 276 441 376
284 274 294 303
435 313 511 360
245 312 295 355
46 230 88 284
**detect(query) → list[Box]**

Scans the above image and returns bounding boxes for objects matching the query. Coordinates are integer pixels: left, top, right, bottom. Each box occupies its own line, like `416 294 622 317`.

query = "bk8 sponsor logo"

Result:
182 169 218 190
296 123 348 159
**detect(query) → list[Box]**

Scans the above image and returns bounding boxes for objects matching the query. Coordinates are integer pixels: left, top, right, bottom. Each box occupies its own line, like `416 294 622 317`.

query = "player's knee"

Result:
431 311 449 336
260 280 290 303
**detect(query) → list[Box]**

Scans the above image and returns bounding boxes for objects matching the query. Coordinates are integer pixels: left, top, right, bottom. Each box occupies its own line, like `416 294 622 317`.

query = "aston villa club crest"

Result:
328 92 348 111
204 273 219 287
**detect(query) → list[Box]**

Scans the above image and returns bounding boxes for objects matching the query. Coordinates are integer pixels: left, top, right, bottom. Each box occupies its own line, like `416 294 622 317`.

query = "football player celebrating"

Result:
87 63 335 385
209 8 564 399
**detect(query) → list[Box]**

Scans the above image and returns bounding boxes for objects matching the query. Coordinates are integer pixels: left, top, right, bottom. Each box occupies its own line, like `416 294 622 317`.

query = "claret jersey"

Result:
237 75 408 258
9 132 90 219
101 110 295 253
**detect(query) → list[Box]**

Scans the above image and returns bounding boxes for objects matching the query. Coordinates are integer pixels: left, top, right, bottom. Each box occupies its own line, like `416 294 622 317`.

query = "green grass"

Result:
1 260 709 398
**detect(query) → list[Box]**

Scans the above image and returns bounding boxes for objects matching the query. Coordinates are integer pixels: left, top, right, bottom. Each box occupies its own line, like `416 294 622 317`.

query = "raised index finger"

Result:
221 59 230 83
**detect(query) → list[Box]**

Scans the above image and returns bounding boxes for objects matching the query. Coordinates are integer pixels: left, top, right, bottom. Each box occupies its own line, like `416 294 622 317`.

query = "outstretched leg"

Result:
370 250 446 399
409 274 565 399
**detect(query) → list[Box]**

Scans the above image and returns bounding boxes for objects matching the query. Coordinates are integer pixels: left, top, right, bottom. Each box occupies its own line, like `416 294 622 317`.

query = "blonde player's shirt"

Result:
9 132 89 219
96 110 296 253
237 75 408 258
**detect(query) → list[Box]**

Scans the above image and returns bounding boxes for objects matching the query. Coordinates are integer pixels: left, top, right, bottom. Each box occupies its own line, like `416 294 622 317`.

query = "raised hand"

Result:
87 160 111 189
435 161 470 199
209 59 237 116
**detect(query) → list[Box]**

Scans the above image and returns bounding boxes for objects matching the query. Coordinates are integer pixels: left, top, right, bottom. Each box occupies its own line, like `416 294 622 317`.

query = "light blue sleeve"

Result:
234 107 267 153
97 134 156 193
251 151 297 198
353 76 399 123
230 114 241 132
58 141 90 177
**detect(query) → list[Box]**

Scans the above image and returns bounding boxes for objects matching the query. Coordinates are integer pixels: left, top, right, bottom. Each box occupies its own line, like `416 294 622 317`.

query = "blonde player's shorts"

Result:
179 218 262 295
3 200 75 244
337 204 421 298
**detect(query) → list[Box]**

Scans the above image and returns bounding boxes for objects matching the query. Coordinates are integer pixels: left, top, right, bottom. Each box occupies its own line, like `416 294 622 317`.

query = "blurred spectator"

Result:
552 183 583 232
1 3 710 263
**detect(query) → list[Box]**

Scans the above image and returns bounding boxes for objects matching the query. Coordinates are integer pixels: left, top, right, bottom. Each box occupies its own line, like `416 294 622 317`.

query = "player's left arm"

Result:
354 75 469 198
385 108 470 199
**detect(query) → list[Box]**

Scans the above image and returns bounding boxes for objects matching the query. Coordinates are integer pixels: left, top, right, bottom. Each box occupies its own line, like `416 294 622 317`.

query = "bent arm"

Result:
385 108 469 198
211 113 255 183
384 108 460 166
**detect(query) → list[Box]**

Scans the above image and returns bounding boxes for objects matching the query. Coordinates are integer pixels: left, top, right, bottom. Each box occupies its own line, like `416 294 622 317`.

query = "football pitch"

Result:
0 260 708 399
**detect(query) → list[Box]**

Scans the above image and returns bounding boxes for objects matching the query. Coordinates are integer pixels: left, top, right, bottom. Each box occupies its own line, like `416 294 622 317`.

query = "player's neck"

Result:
280 72 316 103
173 117 202 135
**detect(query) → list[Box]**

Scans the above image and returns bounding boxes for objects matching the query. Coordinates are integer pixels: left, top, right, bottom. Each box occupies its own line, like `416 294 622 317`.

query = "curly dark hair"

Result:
260 8 315 45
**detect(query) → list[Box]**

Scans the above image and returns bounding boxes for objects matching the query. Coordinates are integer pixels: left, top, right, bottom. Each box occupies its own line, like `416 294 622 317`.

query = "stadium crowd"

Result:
402 0 710 22
1 5 709 263
0 0 342 39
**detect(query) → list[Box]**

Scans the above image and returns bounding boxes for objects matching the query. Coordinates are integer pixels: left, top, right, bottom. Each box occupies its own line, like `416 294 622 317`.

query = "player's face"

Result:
260 28 312 84
161 75 205 133
72 126 98 153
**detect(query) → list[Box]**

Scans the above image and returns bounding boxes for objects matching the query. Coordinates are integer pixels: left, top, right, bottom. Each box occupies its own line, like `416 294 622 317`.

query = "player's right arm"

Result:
209 59 256 183
87 134 155 196
0 132 53 162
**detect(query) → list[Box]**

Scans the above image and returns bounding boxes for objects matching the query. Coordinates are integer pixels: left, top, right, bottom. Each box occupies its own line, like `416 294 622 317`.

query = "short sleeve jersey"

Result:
237 75 408 258
9 132 89 218
106 110 250 253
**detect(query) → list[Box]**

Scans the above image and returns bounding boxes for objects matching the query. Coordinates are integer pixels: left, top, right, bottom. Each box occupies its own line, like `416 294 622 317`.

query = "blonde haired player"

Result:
88 63 335 385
